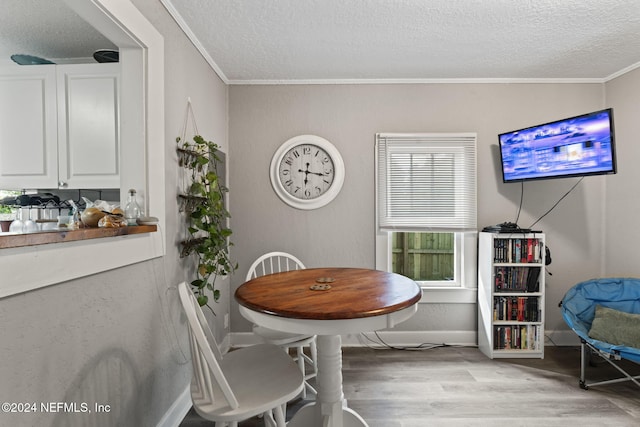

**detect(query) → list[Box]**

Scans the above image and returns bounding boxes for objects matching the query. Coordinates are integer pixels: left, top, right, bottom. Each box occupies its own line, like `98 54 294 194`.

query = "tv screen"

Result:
498 108 617 183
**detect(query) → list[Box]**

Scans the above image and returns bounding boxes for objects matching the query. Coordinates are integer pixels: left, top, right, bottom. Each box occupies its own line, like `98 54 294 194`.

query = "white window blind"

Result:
376 133 477 231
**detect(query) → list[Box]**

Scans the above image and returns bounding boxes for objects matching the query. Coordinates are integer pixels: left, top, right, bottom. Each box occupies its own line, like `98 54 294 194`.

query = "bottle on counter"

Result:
124 189 141 226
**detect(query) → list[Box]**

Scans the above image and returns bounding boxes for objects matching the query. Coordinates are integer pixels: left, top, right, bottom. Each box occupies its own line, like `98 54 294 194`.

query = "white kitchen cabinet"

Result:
0 65 58 189
0 63 120 190
56 63 120 189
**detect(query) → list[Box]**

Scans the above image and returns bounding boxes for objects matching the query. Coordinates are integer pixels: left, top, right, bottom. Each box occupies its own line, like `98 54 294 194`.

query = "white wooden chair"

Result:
246 252 318 398
178 282 304 427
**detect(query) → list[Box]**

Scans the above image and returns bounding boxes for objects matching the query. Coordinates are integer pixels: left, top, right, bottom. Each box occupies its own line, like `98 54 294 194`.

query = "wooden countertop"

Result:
0 225 157 249
235 267 422 321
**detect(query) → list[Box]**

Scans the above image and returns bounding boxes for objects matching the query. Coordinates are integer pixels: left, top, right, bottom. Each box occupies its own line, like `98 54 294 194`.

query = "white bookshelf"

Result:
478 231 545 359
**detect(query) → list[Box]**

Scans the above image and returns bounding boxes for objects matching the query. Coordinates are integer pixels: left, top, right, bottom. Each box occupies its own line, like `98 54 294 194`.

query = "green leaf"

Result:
190 182 205 193
197 155 209 167
197 295 208 306
196 280 207 290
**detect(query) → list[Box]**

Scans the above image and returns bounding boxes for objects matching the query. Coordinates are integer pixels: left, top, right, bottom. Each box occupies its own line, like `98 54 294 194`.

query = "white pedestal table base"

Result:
286 335 368 427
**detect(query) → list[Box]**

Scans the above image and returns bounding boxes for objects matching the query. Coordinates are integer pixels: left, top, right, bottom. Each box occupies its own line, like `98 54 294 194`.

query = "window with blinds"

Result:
375 133 478 289
376 133 477 231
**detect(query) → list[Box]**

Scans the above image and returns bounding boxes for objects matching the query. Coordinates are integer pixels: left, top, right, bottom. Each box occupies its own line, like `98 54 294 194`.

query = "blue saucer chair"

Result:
560 277 640 389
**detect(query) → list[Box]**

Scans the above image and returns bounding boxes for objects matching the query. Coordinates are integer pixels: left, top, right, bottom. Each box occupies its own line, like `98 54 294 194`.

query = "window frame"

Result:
376 230 477 303
375 133 478 304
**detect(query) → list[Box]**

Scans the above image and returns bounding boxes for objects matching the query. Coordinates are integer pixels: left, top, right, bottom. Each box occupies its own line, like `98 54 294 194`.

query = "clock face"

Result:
270 135 345 210
278 143 335 200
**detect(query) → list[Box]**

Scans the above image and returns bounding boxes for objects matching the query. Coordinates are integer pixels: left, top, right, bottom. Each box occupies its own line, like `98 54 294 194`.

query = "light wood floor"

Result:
180 345 640 426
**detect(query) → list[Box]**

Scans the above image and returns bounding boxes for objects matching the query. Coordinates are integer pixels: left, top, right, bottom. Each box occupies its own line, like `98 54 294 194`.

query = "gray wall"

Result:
228 82 608 340
605 67 640 274
0 0 228 426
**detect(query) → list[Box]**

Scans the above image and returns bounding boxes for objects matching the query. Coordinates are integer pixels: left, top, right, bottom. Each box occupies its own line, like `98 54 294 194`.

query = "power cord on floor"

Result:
544 333 560 347
358 331 475 351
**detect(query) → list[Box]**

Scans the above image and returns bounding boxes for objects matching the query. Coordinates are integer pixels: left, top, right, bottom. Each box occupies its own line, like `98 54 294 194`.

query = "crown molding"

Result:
604 60 640 82
160 0 230 84
162 0 637 87
227 77 606 85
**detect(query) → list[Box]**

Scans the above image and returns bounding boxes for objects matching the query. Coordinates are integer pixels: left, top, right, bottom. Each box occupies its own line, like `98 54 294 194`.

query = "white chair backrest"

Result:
177 282 239 409
246 251 306 281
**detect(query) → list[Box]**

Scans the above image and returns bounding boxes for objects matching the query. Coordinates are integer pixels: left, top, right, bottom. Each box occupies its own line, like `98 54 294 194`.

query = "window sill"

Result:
419 286 477 304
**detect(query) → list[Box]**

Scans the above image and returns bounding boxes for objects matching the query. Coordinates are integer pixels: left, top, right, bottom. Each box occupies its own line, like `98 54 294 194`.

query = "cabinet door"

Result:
0 65 58 189
57 63 120 189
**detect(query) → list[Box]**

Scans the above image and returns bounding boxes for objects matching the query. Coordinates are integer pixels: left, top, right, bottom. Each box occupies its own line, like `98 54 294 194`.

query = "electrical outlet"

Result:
224 313 229 329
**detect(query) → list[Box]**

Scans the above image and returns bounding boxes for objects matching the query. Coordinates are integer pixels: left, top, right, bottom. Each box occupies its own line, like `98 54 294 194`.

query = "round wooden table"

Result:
235 267 421 427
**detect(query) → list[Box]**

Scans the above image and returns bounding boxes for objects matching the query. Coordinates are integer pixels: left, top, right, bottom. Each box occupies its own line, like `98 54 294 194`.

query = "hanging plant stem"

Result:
177 135 237 308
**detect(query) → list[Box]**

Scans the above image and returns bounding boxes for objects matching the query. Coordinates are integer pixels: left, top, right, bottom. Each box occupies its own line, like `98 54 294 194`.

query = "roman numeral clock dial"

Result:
270 135 345 210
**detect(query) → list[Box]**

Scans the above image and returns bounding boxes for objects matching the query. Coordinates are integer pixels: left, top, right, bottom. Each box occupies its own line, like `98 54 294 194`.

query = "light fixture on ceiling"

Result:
10 54 55 65
93 49 119 63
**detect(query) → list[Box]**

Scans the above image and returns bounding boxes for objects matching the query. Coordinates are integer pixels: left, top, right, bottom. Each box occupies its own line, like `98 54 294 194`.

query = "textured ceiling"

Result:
2 1 639 82
0 0 116 65
163 0 640 83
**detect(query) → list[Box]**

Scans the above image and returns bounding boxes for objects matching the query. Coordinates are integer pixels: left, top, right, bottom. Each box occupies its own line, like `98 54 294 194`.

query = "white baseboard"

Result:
231 331 478 348
545 329 582 346
342 330 478 347
156 384 191 427
220 332 231 353
231 329 582 349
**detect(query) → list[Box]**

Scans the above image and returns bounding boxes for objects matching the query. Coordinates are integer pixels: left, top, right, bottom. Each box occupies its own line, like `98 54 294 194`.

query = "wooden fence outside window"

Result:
391 232 454 281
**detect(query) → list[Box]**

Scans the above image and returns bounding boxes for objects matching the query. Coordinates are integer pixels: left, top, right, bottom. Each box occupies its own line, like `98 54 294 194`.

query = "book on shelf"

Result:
493 325 540 350
493 296 540 322
493 238 542 264
526 267 540 292
494 266 541 293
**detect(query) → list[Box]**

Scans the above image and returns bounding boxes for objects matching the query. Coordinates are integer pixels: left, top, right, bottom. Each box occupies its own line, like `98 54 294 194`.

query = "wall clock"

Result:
270 135 345 210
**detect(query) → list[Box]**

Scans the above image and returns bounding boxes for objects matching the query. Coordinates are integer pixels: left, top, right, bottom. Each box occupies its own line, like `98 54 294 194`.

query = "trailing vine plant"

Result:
177 134 237 309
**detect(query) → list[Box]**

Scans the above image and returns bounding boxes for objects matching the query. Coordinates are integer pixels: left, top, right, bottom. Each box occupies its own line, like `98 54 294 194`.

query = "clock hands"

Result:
298 162 325 185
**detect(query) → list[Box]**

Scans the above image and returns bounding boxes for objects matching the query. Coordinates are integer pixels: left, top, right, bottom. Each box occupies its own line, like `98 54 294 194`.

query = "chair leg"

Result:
296 345 307 399
273 404 286 427
263 411 276 427
283 341 318 399
580 340 588 389
310 338 318 377
304 340 318 397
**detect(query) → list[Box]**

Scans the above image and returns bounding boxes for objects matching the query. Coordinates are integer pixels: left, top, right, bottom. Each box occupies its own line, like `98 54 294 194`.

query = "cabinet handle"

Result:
58 181 68 188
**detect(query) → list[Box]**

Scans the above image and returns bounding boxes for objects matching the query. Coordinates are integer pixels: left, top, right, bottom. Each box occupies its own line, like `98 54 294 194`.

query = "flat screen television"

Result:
498 108 617 183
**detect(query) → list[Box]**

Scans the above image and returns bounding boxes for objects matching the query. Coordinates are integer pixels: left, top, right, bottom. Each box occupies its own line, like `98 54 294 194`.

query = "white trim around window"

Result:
375 133 478 303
